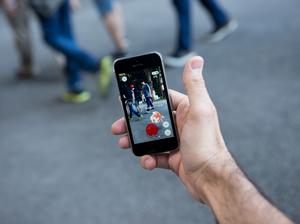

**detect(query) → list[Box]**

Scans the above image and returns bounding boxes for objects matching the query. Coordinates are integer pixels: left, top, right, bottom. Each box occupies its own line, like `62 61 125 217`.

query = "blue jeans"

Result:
172 0 230 51
128 102 140 118
93 0 114 17
36 0 99 92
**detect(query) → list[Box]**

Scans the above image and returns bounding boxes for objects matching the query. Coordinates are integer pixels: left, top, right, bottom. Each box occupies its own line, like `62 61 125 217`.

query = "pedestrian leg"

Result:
172 0 192 51
199 0 230 28
6 0 33 79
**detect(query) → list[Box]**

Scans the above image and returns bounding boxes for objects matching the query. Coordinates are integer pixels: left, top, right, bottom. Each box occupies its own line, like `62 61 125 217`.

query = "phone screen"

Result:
114 53 178 155
118 66 175 144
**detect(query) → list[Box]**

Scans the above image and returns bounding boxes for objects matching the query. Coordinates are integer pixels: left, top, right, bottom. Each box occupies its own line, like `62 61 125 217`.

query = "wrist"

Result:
192 152 293 224
192 150 242 203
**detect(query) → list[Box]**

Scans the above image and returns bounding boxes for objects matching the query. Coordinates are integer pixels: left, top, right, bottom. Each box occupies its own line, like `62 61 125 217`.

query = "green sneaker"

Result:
98 56 113 96
62 91 91 104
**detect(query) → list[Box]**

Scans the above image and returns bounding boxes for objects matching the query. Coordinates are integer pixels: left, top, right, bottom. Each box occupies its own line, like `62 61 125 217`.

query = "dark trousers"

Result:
35 0 99 92
172 0 230 51
146 97 154 109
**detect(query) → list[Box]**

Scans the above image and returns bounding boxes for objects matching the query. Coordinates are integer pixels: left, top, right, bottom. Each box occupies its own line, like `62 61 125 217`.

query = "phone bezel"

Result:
114 52 179 156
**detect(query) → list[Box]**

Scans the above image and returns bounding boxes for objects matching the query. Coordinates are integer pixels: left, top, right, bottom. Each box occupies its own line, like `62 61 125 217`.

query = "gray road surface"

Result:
0 0 300 223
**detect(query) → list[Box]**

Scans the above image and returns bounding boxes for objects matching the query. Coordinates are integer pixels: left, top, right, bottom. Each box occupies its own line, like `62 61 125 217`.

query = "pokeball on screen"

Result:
146 123 159 137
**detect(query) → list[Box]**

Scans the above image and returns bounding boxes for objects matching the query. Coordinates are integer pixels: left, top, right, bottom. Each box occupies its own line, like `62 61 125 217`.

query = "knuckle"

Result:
184 73 205 89
190 73 205 86
190 103 217 120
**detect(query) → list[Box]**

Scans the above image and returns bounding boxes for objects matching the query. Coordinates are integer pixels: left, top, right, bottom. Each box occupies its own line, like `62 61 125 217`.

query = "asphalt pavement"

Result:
0 0 300 223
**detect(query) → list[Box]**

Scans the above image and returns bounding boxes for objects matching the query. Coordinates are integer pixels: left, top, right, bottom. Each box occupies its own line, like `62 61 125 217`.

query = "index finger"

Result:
111 117 127 135
169 89 188 110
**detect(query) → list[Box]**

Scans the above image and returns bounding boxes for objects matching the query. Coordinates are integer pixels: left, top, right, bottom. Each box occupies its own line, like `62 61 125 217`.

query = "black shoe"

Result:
112 50 128 60
16 68 34 80
164 49 196 68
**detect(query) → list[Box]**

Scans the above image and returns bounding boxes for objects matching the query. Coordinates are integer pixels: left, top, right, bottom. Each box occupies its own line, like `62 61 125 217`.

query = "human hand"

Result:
111 56 231 203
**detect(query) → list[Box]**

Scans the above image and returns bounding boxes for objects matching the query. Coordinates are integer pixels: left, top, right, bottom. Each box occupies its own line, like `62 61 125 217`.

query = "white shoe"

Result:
164 50 197 68
206 20 238 43
53 52 66 68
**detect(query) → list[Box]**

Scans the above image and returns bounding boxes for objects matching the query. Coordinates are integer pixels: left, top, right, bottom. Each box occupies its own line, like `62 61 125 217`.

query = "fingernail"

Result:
190 59 203 74
145 159 152 170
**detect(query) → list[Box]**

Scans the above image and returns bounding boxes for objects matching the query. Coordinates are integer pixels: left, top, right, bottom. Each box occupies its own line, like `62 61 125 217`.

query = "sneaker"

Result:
53 52 66 68
164 50 197 68
112 50 128 60
206 20 238 43
62 91 91 103
98 56 113 96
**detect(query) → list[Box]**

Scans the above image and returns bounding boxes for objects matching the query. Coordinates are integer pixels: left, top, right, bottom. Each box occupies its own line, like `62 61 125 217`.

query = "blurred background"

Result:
0 0 299 223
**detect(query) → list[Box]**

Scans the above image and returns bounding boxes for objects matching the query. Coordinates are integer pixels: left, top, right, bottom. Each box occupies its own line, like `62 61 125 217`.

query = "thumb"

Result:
182 56 212 108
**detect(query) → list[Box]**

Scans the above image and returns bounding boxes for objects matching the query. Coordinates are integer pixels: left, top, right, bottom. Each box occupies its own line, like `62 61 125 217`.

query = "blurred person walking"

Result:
165 0 238 67
29 0 113 103
133 84 142 113
1 0 34 79
93 0 128 59
142 81 154 112
122 84 142 120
